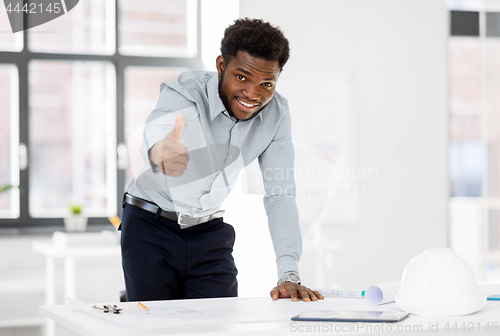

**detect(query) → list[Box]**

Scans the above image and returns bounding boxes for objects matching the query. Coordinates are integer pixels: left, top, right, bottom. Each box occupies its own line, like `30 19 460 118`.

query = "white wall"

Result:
200 0 239 71
239 0 449 289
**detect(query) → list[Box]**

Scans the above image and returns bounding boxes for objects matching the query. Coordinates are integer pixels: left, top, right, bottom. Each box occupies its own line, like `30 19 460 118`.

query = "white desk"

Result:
40 285 500 336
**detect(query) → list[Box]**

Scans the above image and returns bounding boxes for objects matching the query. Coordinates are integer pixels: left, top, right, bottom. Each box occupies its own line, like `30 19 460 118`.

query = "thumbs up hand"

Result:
150 114 189 176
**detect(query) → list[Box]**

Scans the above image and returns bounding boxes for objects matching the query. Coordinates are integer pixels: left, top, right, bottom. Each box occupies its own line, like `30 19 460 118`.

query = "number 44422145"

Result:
6 2 61 14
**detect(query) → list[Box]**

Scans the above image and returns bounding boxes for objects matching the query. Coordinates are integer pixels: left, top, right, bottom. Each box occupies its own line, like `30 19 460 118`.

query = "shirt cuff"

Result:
276 256 300 280
147 147 160 173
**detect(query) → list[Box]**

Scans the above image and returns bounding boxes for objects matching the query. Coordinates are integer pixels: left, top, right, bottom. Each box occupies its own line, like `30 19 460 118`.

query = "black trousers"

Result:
120 203 238 301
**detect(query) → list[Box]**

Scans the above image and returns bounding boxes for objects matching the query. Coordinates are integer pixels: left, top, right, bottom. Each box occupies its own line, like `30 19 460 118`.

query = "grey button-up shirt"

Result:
126 70 302 279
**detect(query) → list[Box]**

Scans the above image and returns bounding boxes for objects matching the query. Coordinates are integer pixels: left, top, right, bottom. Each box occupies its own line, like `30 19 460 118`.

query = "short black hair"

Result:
220 18 290 70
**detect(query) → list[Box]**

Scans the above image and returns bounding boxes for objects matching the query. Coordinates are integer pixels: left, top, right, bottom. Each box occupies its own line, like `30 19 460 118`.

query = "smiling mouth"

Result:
236 98 259 109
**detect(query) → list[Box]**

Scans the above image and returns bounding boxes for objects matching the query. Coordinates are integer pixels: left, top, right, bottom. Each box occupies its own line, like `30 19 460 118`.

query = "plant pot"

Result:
64 215 88 232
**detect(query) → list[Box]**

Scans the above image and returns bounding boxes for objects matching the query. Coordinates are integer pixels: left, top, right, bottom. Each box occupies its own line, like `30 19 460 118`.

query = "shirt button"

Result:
216 179 220 182
229 156 232 159
201 195 206 199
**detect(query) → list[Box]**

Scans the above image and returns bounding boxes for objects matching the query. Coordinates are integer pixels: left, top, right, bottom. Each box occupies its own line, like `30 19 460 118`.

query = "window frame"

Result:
0 0 202 233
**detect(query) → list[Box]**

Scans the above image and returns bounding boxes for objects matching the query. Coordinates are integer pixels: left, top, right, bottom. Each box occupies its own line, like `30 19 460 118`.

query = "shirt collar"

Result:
207 73 264 122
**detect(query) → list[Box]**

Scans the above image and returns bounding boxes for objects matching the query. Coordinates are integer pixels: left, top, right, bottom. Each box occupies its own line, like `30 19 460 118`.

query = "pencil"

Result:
137 302 149 311
108 215 121 229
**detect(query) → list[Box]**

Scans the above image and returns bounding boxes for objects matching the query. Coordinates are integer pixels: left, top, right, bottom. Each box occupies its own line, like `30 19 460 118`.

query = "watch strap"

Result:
277 272 301 286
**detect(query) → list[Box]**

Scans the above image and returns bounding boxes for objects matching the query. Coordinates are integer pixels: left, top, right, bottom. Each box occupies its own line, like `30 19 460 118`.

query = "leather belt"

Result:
123 193 224 229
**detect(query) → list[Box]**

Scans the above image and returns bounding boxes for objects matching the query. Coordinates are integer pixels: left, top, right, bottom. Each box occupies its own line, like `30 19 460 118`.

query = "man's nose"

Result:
242 84 259 100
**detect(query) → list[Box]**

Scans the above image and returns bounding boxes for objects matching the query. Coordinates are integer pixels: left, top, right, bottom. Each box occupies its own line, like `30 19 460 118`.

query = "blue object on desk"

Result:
487 294 500 301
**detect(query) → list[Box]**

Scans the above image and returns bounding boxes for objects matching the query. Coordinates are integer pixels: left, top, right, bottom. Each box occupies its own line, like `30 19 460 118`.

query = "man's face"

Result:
217 51 280 120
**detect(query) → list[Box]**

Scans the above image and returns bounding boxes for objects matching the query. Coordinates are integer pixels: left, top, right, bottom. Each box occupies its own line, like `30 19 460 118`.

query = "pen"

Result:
318 289 366 299
137 302 149 311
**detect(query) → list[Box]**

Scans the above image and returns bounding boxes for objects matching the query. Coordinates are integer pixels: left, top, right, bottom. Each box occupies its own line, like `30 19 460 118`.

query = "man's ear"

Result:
216 55 225 76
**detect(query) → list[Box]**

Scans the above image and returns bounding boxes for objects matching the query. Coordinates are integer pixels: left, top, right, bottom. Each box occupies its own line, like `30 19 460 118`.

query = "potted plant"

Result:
0 184 18 201
64 204 88 232
0 185 14 194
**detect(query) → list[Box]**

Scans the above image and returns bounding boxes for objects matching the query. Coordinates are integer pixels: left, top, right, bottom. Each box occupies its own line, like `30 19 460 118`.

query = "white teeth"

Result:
237 99 256 108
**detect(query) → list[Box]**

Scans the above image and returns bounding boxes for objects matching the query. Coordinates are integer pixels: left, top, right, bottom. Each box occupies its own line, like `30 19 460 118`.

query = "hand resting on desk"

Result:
270 282 324 302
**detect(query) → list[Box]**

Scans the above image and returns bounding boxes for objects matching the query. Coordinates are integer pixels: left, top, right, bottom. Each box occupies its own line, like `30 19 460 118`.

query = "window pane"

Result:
119 0 197 57
449 37 482 197
485 38 500 282
29 0 115 54
0 4 23 51
486 38 500 199
0 65 19 218
29 61 116 217
124 67 186 184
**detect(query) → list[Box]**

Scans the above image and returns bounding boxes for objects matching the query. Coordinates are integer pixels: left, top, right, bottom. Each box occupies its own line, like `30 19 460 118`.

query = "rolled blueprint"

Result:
365 280 401 305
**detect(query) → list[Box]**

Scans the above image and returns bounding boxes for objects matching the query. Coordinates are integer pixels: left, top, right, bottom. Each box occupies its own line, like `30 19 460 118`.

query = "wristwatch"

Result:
277 272 301 286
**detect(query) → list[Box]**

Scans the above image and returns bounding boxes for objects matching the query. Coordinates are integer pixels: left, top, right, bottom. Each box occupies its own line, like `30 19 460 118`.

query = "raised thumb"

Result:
171 114 184 142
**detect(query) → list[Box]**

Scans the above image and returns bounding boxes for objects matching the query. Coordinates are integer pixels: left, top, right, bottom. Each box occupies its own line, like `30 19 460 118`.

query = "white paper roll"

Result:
365 280 401 305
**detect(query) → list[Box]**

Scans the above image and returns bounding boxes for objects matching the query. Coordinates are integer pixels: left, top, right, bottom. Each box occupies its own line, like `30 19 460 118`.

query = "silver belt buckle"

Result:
177 213 190 226
177 213 198 228
177 210 225 228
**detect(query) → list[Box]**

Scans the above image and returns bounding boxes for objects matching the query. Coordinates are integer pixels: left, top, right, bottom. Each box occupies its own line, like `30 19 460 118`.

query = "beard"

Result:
218 70 266 121
218 71 236 119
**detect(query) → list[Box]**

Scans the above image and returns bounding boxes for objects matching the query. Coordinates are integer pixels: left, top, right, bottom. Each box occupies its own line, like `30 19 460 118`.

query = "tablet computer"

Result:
291 310 410 323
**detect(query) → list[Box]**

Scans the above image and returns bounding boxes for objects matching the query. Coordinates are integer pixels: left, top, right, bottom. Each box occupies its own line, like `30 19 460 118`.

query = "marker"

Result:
318 289 365 299
137 302 149 311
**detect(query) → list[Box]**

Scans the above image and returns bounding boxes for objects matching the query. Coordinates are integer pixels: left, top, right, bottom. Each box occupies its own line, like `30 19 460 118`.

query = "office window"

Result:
29 61 116 217
449 1 500 282
29 0 115 54
0 1 200 229
0 65 19 218
119 0 197 57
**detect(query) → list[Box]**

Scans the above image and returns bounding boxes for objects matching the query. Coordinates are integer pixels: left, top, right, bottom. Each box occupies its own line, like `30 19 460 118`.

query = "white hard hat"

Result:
395 248 486 316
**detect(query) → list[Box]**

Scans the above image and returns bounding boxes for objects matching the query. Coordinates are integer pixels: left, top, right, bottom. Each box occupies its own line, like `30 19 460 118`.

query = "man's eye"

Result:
263 82 273 87
237 75 245 81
